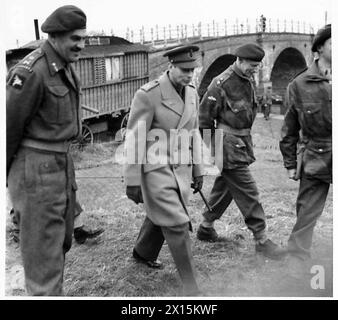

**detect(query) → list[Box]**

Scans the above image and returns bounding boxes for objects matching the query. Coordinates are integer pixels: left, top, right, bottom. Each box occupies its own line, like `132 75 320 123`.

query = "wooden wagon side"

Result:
72 38 150 140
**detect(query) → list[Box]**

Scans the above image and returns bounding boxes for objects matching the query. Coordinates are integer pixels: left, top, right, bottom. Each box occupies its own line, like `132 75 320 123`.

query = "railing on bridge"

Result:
113 18 319 47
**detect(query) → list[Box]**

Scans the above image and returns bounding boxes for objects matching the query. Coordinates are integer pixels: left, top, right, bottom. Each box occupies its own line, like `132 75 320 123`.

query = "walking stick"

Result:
191 183 212 212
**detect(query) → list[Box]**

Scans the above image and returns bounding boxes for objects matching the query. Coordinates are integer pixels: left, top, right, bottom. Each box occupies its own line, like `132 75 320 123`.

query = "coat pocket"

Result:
226 98 250 114
43 85 73 124
38 153 66 187
302 102 323 128
303 142 332 181
223 134 248 165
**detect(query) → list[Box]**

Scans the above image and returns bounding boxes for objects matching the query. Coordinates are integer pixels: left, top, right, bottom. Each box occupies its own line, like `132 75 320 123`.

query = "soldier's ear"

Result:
317 44 324 55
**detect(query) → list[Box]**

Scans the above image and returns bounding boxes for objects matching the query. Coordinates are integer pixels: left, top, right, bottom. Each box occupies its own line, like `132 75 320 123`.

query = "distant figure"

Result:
260 15 267 32
280 24 331 278
262 86 272 120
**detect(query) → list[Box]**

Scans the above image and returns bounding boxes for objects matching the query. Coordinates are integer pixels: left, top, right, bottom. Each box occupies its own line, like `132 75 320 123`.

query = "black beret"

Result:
163 45 200 68
41 5 86 33
235 43 265 62
311 24 331 52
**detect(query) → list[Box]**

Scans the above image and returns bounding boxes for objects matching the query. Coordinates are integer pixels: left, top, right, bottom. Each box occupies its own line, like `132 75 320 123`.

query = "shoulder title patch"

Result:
207 96 216 101
10 74 25 89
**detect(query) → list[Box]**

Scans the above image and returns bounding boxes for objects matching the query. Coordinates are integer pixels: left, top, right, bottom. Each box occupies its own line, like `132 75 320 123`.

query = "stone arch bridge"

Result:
149 32 315 103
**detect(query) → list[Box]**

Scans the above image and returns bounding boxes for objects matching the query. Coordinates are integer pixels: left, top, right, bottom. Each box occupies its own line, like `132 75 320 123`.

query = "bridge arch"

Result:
198 53 236 97
270 47 307 98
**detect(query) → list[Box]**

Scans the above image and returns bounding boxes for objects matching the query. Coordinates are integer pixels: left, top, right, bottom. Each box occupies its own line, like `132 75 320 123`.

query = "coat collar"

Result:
158 72 196 129
304 60 330 82
178 84 196 129
159 72 184 116
42 40 80 91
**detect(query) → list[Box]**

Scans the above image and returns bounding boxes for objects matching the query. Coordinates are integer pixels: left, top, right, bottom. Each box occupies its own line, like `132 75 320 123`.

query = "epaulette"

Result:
209 70 231 89
290 67 308 82
15 48 44 73
141 80 160 92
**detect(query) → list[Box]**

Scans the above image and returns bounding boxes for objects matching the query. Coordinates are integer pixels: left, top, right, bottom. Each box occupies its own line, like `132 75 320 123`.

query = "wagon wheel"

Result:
119 112 129 141
71 124 94 150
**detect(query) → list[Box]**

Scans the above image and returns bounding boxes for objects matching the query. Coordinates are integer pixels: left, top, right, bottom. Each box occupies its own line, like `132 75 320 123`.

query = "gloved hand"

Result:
126 186 143 204
191 175 203 194
287 168 298 181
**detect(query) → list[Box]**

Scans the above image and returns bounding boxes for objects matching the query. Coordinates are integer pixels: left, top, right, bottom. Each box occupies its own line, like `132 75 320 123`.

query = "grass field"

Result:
5 115 333 297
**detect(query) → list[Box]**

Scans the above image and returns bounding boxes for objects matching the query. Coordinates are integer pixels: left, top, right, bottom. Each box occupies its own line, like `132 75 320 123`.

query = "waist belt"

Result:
217 123 251 136
21 138 71 153
305 137 331 143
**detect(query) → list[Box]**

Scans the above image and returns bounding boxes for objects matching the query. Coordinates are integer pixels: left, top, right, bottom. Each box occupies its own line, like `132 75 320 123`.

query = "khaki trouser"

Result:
202 166 267 241
8 147 77 296
288 174 330 259
134 217 199 294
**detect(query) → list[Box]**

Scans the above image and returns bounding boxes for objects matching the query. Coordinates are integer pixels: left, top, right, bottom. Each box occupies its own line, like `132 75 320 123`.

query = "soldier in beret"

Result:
7 5 88 295
197 43 286 259
280 25 331 277
124 45 204 296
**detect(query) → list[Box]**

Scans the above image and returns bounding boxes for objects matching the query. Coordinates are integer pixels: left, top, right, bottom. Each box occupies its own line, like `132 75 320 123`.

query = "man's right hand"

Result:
126 186 143 204
287 168 297 181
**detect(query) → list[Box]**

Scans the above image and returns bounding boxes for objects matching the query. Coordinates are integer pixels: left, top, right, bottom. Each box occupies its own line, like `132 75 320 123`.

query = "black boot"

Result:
74 226 104 244
196 224 218 242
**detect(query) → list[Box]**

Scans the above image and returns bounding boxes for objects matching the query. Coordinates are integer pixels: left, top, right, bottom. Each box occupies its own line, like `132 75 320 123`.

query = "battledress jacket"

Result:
199 62 257 170
280 60 332 183
6 40 82 175
124 72 204 227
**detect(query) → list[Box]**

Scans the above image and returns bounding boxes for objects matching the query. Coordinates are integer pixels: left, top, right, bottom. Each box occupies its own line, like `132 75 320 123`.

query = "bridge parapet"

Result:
117 18 320 47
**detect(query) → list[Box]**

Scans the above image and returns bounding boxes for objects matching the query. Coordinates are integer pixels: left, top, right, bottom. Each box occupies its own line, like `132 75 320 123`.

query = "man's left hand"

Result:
191 176 203 194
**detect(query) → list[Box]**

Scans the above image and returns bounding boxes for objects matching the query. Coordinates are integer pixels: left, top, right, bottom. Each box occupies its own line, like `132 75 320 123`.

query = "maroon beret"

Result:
312 24 331 52
41 5 86 33
163 45 200 68
235 43 265 62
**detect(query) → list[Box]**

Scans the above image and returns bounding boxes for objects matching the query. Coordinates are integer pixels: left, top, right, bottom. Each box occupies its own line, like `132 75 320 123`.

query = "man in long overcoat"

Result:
124 45 204 296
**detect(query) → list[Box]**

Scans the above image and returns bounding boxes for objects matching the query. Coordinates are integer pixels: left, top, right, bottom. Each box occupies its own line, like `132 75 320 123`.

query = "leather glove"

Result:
126 186 143 204
191 175 203 194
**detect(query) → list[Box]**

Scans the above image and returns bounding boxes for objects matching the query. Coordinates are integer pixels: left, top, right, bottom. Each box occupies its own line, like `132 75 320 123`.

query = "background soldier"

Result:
124 45 204 296
196 43 285 260
7 5 87 295
262 85 272 120
279 25 331 277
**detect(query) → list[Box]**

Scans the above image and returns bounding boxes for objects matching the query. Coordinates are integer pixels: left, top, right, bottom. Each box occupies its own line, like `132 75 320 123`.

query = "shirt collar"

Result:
167 71 184 94
42 40 68 75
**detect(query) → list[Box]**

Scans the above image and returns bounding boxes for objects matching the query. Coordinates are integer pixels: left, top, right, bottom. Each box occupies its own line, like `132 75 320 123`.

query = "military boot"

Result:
196 224 218 242
255 239 288 260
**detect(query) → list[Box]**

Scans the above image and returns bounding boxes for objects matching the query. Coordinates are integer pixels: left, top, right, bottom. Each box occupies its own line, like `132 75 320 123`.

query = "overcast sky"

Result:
2 0 333 49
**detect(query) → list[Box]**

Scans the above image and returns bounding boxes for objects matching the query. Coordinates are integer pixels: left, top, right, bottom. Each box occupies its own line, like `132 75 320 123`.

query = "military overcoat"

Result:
124 72 203 227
